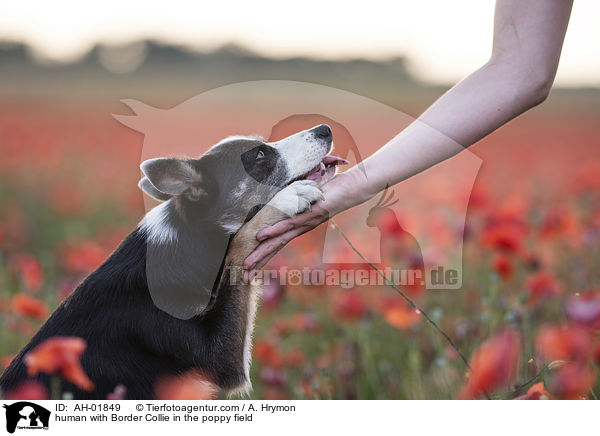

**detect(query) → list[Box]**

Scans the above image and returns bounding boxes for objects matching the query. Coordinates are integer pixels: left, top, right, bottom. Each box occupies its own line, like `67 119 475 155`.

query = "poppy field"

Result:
0 92 599 400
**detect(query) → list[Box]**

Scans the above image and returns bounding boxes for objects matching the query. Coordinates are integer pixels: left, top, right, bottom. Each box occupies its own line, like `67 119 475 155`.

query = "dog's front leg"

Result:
210 181 323 396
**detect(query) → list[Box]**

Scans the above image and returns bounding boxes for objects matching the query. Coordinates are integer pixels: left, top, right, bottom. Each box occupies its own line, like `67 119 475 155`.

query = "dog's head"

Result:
138 124 346 231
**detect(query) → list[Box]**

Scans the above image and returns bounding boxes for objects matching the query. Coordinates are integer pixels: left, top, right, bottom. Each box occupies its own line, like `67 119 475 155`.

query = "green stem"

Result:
50 375 61 400
330 219 490 398
507 364 549 398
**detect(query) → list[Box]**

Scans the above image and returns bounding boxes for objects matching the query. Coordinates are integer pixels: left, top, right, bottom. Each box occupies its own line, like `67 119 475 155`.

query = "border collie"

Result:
0 124 347 399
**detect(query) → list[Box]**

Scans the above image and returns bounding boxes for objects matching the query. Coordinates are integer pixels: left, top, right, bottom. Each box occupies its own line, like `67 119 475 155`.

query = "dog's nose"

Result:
313 124 332 139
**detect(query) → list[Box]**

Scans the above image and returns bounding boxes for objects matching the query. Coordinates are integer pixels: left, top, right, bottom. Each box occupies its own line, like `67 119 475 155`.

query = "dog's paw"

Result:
268 180 324 217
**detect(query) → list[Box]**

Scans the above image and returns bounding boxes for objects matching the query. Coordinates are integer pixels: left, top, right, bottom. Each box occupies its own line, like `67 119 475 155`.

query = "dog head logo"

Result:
114 81 482 318
3 402 50 433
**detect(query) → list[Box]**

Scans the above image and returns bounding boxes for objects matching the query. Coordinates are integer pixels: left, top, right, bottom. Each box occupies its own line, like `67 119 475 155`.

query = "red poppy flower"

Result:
458 329 522 399
2 381 50 400
253 340 284 368
539 207 577 240
155 372 217 400
547 362 597 400
492 254 513 280
536 324 593 363
12 294 49 321
367 208 405 237
332 291 366 321
384 305 421 330
60 241 108 274
24 336 95 391
525 271 563 304
10 255 43 292
481 223 524 254
464 185 489 210
513 382 553 400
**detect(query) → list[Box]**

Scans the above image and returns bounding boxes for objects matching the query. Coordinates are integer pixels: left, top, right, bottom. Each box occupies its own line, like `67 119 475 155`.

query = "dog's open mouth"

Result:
289 155 349 186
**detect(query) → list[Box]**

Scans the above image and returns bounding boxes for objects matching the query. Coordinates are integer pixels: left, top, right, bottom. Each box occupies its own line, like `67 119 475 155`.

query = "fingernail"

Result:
243 271 249 283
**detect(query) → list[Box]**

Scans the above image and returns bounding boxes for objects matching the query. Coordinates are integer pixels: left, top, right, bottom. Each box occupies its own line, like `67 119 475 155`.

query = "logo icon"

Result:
3 402 50 434
115 80 482 315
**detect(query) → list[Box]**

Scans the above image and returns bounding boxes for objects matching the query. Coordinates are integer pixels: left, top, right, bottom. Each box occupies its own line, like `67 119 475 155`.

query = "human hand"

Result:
242 204 329 283
242 170 362 282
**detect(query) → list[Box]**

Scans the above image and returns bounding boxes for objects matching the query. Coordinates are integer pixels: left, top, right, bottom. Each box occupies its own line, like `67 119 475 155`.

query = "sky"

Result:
0 0 598 86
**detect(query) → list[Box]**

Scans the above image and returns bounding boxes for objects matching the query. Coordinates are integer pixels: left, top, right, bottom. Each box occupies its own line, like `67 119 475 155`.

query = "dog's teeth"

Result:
320 162 326 171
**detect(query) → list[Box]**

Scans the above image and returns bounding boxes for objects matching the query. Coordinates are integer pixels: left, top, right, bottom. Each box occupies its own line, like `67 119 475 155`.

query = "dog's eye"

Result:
256 150 265 160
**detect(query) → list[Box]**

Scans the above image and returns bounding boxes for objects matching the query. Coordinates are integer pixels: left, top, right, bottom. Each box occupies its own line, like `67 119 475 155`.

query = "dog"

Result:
0 124 347 399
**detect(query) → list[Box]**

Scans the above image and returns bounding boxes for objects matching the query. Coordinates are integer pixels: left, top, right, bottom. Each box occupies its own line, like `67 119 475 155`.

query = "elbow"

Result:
488 54 557 111
521 70 554 108
512 60 557 109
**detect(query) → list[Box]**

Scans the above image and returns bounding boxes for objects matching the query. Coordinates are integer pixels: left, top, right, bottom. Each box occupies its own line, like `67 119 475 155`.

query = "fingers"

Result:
257 207 328 241
242 205 330 284
242 249 279 283
244 228 297 271
256 219 295 241
251 235 296 272
243 227 306 283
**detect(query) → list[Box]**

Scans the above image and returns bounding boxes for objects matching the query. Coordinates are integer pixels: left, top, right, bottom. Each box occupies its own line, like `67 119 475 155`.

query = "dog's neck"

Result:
140 200 232 319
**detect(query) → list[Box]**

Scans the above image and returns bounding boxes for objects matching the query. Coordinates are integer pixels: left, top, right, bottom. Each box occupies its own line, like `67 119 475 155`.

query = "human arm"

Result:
243 0 573 281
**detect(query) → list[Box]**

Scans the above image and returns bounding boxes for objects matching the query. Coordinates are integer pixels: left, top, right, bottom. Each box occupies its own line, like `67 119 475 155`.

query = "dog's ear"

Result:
138 177 172 201
140 158 207 201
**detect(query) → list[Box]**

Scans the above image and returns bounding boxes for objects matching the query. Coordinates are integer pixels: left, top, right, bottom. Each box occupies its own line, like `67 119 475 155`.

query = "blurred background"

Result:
1 0 599 399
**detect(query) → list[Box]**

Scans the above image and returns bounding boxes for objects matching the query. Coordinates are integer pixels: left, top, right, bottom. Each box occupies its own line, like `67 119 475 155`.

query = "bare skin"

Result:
243 0 573 281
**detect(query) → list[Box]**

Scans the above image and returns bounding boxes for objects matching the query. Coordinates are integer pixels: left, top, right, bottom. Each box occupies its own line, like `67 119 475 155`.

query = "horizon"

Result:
1 38 598 91
0 0 598 87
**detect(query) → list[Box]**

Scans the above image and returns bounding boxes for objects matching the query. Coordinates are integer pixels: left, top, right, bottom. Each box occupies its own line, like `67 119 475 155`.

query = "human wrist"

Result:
319 169 369 217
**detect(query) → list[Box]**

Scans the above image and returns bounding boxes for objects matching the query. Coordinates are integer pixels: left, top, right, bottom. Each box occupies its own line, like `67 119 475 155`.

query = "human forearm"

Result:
244 0 573 276
322 58 553 213
321 0 572 215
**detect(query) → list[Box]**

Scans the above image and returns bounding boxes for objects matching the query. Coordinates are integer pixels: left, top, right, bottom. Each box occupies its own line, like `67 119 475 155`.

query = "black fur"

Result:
241 144 283 185
0 228 250 400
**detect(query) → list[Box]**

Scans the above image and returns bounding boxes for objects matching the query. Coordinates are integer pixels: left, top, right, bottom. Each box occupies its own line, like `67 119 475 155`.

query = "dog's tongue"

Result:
323 155 349 166
304 155 349 182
